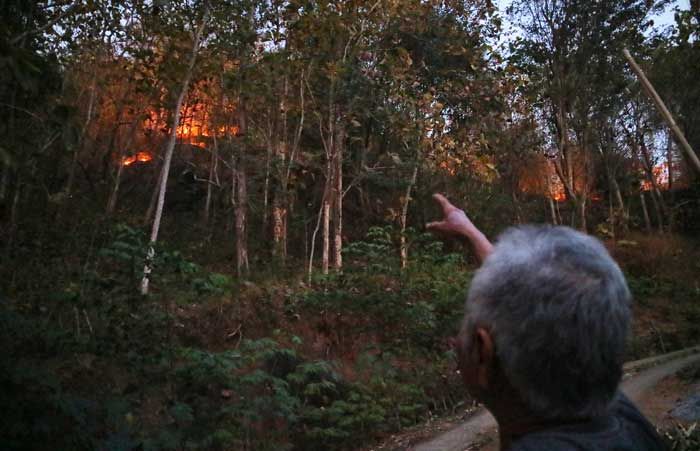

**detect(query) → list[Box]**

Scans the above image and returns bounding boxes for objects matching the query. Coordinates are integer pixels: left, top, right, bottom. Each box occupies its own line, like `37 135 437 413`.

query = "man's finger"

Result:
432 193 455 215
426 221 446 231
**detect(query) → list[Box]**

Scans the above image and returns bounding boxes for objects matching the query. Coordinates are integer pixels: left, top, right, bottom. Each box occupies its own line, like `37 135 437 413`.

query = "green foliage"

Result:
98 223 232 301
302 225 468 351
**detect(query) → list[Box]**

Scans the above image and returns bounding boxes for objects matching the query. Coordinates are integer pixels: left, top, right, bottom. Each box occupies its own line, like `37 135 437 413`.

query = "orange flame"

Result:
551 190 566 202
174 103 241 147
641 163 668 191
122 151 153 166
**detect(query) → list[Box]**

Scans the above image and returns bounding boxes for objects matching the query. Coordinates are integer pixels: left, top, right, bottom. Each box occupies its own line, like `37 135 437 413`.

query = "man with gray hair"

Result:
427 194 665 450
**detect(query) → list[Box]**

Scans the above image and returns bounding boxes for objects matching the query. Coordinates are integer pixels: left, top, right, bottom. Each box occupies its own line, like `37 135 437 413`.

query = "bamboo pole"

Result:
623 48 700 175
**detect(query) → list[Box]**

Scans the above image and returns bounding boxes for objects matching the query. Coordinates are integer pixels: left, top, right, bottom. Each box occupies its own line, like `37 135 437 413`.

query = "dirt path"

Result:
411 347 700 451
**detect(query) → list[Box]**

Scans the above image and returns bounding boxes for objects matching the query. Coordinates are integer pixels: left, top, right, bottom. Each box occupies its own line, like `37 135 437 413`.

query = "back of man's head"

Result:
465 225 631 419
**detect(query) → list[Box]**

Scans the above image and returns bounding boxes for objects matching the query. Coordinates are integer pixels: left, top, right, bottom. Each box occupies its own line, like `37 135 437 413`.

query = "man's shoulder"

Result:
509 393 667 451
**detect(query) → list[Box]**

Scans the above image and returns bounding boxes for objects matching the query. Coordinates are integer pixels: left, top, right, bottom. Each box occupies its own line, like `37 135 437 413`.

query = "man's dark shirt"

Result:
509 392 667 450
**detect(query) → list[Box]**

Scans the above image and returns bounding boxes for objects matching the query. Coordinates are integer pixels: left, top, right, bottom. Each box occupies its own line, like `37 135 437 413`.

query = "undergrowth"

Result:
0 224 470 451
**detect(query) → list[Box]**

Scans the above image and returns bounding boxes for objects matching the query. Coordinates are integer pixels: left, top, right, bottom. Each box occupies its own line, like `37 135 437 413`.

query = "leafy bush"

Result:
299 225 469 351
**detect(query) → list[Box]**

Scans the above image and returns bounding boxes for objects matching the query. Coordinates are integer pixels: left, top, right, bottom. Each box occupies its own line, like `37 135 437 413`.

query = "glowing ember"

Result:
122 151 153 166
551 191 566 202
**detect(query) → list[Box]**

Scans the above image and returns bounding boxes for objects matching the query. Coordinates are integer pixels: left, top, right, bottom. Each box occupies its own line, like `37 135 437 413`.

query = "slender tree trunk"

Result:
271 114 287 260
400 162 419 269
579 197 587 232
639 136 665 232
548 197 558 225
140 4 209 295
262 130 272 232
308 193 325 283
65 77 97 197
666 130 673 191
321 190 331 275
640 190 652 233
609 190 616 240
332 121 344 270
6 175 21 254
107 161 125 215
555 198 562 225
545 170 558 225
234 157 249 276
639 137 668 223
611 177 629 234
0 163 8 202
144 163 163 223
649 189 664 233
233 89 249 276
106 117 140 215
202 139 218 225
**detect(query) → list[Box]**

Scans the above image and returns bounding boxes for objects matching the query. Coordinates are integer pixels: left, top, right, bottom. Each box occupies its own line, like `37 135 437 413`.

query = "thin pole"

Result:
623 48 700 175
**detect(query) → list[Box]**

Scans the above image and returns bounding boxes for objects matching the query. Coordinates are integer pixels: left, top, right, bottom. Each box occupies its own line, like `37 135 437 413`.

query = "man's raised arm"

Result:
426 193 493 264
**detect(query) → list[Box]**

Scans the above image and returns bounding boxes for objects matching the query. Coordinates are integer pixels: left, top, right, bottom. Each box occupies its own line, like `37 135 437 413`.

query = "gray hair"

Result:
464 225 631 419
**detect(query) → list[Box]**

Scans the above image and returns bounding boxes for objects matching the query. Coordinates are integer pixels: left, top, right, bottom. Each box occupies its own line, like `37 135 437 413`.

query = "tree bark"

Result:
202 137 218 225
638 138 666 232
140 4 210 295
308 192 325 283
321 189 331 275
106 117 140 215
640 190 652 233
144 163 163 224
65 78 97 197
271 122 287 260
548 197 558 225
234 156 249 276
611 176 629 234
332 121 344 270
400 162 419 269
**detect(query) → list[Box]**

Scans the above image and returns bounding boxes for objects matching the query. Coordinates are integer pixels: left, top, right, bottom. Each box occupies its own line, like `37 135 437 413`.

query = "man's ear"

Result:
474 327 495 388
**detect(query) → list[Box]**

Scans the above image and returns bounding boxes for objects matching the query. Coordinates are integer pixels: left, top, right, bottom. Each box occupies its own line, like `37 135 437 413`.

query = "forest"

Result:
1 0 699 450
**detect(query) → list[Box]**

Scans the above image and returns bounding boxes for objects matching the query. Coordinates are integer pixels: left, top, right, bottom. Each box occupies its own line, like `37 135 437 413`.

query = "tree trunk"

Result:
611 177 629 234
5 175 21 254
65 77 97 197
144 163 163 223
640 191 652 233
400 162 419 269
648 188 664 233
233 88 249 277
666 130 673 191
321 191 331 275
548 197 558 225
578 197 587 232
106 117 140 215
234 157 249 276
308 192 325 283
202 138 218 225
106 161 125 215
140 4 209 295
0 162 8 202
271 117 287 262
332 121 344 270
639 137 668 224
262 128 272 233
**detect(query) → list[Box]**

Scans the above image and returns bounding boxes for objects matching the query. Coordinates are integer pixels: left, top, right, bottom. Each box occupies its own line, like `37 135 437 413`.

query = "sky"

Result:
494 0 691 41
